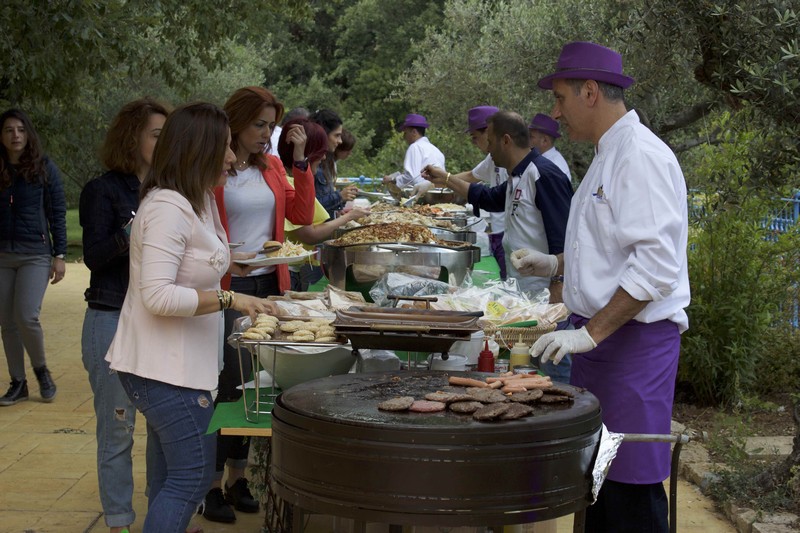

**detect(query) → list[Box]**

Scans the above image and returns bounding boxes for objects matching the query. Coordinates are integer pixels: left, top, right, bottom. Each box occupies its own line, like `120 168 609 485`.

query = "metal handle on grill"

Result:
370 324 431 333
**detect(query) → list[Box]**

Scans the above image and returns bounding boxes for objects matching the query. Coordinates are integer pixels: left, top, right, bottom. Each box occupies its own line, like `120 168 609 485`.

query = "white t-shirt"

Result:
224 166 276 276
471 154 507 235
541 146 572 183
398 136 446 187
563 110 690 331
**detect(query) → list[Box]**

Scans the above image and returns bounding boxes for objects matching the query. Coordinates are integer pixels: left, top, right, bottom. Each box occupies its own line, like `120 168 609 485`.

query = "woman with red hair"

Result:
279 118 369 291
204 86 314 524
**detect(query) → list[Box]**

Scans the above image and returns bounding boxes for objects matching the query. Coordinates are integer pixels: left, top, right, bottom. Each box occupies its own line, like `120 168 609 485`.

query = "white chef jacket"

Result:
563 110 690 332
268 125 282 156
472 154 507 235
541 146 572 183
397 136 446 188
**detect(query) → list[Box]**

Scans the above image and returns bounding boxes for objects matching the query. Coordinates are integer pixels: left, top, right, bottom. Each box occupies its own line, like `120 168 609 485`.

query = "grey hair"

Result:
566 79 625 103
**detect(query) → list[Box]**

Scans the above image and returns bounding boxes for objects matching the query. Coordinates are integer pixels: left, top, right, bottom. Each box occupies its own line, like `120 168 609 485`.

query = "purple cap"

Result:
464 105 499 133
528 113 561 139
537 41 635 90
398 113 430 130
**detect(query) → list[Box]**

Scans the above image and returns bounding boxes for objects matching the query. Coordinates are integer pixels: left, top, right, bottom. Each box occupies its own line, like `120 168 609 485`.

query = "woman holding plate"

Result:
203 86 315 524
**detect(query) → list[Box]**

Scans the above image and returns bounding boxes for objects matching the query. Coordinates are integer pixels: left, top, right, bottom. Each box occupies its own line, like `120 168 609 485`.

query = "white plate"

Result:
228 241 245 249
234 249 316 267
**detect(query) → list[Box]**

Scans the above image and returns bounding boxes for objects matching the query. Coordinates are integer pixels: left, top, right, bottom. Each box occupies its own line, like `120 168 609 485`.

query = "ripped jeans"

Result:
81 307 136 528
117 372 216 533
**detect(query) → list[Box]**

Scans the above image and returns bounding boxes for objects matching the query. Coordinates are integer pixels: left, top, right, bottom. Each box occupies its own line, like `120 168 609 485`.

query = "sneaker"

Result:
0 379 28 406
201 487 235 523
226 477 260 513
33 366 56 402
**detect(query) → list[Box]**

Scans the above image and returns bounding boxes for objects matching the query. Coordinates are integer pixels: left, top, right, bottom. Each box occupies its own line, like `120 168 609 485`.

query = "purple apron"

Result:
570 314 680 484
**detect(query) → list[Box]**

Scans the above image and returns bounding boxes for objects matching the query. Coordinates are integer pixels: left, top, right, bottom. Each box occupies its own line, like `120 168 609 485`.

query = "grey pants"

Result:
0 253 52 380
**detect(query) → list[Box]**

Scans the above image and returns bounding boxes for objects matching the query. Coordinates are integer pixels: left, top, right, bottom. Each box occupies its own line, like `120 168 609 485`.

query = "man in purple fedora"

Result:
385 113 445 194
516 41 690 532
528 113 572 183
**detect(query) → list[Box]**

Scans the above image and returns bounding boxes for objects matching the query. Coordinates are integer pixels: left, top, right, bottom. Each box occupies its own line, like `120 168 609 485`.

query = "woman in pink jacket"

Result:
106 102 274 533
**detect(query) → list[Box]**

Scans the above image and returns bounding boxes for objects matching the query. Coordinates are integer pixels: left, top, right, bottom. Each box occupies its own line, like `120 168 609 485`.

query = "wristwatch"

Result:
54 254 66 260
293 158 309 171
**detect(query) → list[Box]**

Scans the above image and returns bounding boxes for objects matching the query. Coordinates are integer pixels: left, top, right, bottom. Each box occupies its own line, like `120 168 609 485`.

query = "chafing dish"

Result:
320 240 480 294
420 187 467 206
333 307 482 354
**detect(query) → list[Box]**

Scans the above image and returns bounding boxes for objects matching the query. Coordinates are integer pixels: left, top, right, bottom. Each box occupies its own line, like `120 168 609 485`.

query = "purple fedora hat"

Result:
398 113 430 130
537 41 635 90
528 113 561 139
464 105 499 133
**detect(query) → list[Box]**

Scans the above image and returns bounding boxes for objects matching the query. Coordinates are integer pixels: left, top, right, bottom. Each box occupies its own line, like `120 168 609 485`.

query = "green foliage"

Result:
680 115 800 406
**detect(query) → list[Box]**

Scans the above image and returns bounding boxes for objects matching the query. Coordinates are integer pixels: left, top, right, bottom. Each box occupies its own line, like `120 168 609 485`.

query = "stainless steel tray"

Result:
320 241 481 290
332 225 476 244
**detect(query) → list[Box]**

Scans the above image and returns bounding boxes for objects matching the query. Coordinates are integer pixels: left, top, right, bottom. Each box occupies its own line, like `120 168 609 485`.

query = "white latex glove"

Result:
510 248 558 277
412 180 434 196
531 326 597 365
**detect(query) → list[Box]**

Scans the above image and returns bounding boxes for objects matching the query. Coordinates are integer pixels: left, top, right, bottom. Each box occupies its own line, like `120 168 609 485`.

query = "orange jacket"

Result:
215 154 315 294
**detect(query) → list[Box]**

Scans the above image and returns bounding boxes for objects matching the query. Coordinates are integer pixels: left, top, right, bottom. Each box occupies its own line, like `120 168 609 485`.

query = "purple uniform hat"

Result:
398 113 430 130
464 105 499 133
528 113 561 139
537 41 635 90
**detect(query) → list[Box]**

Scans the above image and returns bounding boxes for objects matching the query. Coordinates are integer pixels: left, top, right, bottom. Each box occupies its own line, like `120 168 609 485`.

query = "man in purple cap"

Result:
422 105 508 279
385 113 445 194
528 113 572 183
516 41 690 532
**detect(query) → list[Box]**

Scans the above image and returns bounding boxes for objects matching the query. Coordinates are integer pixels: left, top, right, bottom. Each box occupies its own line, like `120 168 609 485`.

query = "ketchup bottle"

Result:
477 339 495 372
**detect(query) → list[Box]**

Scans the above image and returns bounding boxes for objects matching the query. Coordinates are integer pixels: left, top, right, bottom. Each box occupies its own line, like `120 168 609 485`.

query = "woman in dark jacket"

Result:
0 108 66 406
79 98 170 533
310 109 357 217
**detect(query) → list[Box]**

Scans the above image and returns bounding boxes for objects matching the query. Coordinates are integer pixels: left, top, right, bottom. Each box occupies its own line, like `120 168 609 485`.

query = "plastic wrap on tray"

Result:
369 272 452 307
427 278 568 328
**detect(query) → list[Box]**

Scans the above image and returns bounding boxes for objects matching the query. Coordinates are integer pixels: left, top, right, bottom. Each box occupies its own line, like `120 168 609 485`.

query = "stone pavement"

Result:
0 263 739 532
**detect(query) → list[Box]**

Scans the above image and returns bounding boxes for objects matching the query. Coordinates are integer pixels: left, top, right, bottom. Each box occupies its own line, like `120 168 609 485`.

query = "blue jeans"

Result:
118 372 216 533
81 308 136 527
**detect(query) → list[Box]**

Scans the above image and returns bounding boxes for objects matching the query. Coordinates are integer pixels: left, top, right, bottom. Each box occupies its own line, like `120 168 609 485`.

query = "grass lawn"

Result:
66 208 82 261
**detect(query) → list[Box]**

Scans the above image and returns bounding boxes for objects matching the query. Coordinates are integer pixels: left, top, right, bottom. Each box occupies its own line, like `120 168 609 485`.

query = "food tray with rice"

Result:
483 322 556 349
233 240 315 267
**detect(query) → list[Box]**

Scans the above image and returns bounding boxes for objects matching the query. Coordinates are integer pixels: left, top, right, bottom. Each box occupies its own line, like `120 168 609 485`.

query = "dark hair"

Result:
140 102 230 216
0 108 45 188
487 111 530 149
224 86 285 171
309 108 342 134
281 107 310 126
101 98 171 175
566 79 625 102
336 129 356 153
411 126 426 137
277 118 328 169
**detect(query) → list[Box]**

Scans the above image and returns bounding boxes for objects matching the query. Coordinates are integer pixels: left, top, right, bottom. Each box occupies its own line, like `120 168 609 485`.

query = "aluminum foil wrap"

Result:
591 424 625 502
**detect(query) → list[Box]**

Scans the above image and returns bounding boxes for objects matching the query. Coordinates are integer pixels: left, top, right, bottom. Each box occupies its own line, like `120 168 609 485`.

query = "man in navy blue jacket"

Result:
423 110 573 381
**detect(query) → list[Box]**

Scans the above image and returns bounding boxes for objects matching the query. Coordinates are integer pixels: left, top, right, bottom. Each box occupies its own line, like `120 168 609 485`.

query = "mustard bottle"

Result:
508 334 530 370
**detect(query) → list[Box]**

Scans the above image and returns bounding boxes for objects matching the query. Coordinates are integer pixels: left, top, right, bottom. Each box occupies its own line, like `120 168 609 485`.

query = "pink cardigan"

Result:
215 154 315 294
106 189 229 391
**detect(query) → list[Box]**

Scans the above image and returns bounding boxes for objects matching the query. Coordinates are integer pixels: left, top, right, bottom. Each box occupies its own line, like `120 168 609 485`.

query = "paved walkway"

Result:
0 263 737 532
